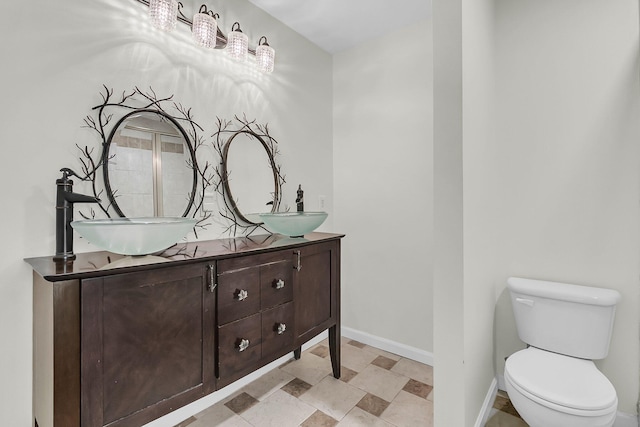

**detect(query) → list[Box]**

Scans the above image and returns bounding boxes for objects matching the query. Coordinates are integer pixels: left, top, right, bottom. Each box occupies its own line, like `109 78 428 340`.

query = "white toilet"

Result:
505 277 620 427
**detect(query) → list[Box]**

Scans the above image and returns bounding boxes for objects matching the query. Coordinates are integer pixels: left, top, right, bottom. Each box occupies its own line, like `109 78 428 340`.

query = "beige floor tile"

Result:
339 366 358 383
300 375 367 420
340 344 378 373
348 340 366 349
240 389 317 427
280 353 333 385
361 345 402 362
485 409 529 427
190 403 252 427
391 357 433 385
224 392 259 414
381 390 433 427
241 367 296 401
337 407 395 427
349 364 409 402
300 410 339 427
371 355 397 370
282 377 313 398
493 393 521 418
403 378 432 399
311 345 330 358
174 416 196 427
356 393 390 417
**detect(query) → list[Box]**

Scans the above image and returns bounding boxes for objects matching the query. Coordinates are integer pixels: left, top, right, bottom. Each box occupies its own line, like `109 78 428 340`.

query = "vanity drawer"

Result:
218 313 262 379
217 267 261 325
262 302 294 357
260 260 293 309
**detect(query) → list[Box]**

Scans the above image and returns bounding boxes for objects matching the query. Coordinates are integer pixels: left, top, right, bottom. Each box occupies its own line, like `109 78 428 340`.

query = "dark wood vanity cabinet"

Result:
28 233 342 427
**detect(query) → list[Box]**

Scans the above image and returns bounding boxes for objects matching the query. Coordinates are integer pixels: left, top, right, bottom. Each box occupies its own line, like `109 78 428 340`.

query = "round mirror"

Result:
222 130 280 224
103 110 197 218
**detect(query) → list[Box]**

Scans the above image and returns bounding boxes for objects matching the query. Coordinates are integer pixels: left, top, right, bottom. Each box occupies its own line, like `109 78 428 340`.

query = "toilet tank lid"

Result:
507 277 620 307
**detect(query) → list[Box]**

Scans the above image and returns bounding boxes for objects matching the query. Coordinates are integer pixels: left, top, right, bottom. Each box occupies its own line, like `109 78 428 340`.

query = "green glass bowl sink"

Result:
71 217 196 256
258 212 328 237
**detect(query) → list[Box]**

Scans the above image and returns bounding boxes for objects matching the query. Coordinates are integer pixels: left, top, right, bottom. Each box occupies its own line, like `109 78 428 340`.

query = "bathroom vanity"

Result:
26 232 343 427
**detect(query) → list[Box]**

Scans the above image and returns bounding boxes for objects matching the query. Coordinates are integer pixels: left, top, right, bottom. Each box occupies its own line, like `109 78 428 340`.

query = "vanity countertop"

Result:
25 232 344 282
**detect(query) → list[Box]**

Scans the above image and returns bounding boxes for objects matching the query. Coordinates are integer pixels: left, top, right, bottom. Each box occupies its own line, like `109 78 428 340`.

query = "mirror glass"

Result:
105 111 196 218
223 131 279 223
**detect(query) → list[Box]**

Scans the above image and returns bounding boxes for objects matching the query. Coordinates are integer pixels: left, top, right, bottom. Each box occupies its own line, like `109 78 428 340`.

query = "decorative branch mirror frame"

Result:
71 86 213 229
213 115 285 236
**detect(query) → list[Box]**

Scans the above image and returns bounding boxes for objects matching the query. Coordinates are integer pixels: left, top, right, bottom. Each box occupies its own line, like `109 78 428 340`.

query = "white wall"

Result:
333 19 434 352
432 0 497 424
0 1 333 425
492 0 640 414
461 0 498 423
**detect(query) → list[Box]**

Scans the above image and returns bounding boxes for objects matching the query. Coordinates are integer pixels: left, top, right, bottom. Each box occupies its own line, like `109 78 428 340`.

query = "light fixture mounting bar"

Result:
134 0 261 55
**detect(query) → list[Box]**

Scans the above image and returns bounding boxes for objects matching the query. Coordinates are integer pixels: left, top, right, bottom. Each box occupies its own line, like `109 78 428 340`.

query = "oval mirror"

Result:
103 110 197 218
222 130 280 224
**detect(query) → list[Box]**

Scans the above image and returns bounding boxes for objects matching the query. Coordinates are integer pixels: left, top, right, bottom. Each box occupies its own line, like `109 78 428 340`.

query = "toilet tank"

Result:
507 277 620 360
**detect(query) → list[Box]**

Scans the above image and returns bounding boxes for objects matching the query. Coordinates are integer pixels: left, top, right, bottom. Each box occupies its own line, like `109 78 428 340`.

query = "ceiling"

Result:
247 0 431 54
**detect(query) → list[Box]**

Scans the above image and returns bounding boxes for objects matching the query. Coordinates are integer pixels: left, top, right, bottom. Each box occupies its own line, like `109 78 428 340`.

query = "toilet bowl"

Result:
504 347 617 427
505 277 620 427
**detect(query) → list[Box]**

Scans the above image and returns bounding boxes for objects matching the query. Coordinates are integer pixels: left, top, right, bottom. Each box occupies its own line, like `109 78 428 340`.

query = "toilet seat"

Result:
505 347 617 416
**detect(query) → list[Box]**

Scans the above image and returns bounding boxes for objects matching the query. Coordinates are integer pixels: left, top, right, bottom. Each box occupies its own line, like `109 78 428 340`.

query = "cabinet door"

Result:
294 240 340 340
81 263 215 427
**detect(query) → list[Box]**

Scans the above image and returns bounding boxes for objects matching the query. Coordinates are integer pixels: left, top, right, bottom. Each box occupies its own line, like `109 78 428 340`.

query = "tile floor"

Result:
486 391 527 426
174 337 525 427
175 337 433 427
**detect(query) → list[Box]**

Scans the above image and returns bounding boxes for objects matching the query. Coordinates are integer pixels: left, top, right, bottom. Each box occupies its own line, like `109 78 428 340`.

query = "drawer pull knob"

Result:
274 279 285 289
237 338 250 352
276 323 287 335
236 289 249 301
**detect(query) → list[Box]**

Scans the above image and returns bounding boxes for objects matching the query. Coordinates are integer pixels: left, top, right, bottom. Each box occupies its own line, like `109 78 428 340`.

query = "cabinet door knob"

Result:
276 323 287 335
236 289 248 301
273 279 285 289
237 338 250 352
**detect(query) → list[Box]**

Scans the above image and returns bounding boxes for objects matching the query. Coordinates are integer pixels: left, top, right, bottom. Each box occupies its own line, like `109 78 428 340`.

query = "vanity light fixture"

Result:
256 36 275 73
135 0 276 72
192 5 218 49
227 22 249 62
149 0 178 31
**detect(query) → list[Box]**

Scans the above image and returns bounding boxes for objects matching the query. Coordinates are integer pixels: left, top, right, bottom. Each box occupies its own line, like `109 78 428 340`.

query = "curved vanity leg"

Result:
294 347 302 360
329 325 341 378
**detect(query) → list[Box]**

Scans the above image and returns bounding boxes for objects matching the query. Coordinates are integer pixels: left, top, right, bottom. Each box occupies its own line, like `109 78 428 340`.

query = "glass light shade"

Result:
227 29 249 62
149 0 178 31
256 44 275 73
192 13 217 49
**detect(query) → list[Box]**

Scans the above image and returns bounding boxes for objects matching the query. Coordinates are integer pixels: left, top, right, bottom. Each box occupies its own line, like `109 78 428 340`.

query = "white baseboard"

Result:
475 377 498 427
143 332 328 427
341 326 434 366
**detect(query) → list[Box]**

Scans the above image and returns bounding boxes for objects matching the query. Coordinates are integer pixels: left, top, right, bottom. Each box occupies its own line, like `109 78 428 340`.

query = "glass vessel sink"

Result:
258 212 328 237
71 217 197 256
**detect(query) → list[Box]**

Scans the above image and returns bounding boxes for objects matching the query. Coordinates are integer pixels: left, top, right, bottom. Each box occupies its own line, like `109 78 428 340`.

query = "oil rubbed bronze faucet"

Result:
296 184 304 212
53 168 100 262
